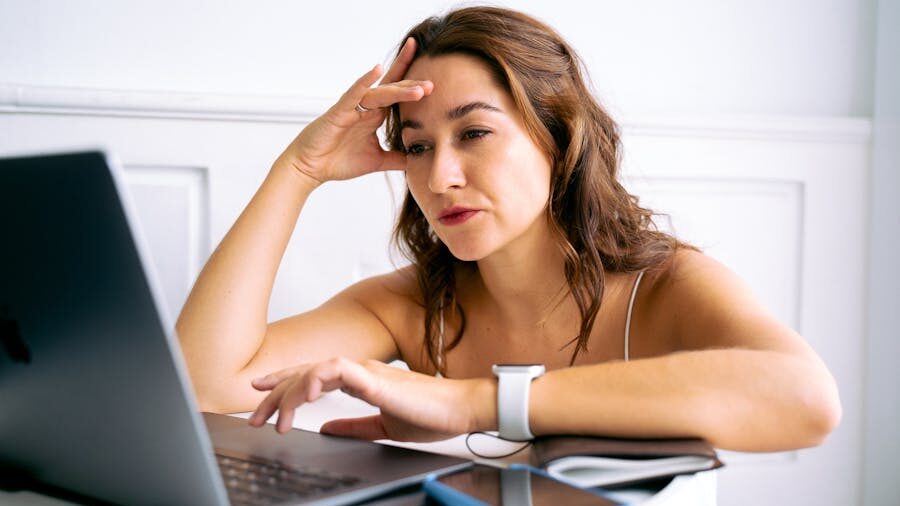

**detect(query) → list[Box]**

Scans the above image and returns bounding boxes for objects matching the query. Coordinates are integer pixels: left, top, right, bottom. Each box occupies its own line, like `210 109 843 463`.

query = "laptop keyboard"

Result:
216 452 363 506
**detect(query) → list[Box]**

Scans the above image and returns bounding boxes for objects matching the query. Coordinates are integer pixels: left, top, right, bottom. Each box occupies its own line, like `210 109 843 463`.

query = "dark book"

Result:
529 436 724 489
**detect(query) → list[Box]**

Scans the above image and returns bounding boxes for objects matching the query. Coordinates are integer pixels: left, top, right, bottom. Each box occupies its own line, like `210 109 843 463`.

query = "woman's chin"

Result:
445 243 489 262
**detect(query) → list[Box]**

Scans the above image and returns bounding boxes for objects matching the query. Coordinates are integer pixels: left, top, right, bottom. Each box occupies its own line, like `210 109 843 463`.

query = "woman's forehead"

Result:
403 53 492 80
399 54 513 122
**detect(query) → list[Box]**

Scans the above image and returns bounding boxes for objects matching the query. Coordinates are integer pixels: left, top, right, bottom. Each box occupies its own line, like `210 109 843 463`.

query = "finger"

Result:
389 79 433 89
248 382 289 427
269 360 347 432
251 359 376 430
250 361 340 427
269 381 318 433
335 64 384 113
251 365 306 391
270 373 330 433
248 381 305 432
382 37 417 85
251 374 280 391
320 415 389 441
302 358 373 399
275 402 297 434
359 80 433 111
376 150 409 173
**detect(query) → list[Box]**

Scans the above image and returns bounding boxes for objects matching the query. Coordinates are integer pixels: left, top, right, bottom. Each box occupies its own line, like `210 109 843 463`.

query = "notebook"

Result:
530 435 723 489
0 150 470 505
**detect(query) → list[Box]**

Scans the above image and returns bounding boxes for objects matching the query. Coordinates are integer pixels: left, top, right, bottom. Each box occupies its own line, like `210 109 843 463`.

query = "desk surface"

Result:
1 389 717 505
233 389 718 506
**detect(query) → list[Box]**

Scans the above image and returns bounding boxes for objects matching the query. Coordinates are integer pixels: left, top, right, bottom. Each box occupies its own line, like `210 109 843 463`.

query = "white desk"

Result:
0 390 717 505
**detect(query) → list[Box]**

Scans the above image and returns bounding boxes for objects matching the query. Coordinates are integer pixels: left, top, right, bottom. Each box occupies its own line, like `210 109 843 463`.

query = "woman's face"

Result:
399 53 553 262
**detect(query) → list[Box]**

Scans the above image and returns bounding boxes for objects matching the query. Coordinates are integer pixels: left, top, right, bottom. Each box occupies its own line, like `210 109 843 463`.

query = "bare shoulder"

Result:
638 249 814 356
644 248 749 301
338 264 420 312
333 264 426 354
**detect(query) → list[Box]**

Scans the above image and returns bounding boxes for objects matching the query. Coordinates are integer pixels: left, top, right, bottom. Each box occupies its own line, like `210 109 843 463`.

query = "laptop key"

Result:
216 452 363 505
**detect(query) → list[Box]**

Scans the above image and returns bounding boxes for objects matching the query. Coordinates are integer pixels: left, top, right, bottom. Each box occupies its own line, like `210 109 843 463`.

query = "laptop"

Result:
0 150 470 505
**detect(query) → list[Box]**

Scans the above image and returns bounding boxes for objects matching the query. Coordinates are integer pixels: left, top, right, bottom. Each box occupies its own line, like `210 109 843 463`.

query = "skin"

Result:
176 38 842 451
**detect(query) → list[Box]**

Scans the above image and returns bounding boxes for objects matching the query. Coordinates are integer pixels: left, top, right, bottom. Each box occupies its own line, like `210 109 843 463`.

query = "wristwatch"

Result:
492 364 546 441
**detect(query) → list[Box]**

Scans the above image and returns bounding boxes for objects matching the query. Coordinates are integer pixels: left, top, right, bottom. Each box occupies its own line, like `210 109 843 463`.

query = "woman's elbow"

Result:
777 353 842 449
711 361 843 452
798 378 842 447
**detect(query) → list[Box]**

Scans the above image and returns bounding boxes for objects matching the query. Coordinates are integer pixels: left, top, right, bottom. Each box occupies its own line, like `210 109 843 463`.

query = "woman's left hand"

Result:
247 358 490 442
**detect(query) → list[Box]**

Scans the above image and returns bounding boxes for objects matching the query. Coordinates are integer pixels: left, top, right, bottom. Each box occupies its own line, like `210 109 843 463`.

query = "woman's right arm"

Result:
176 38 433 413
175 160 372 414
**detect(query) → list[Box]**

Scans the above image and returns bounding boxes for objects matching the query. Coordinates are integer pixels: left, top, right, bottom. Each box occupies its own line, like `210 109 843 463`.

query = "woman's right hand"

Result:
276 37 433 186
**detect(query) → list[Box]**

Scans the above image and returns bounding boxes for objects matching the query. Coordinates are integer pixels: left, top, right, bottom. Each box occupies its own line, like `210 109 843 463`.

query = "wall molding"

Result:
0 83 329 123
622 115 871 143
0 83 872 143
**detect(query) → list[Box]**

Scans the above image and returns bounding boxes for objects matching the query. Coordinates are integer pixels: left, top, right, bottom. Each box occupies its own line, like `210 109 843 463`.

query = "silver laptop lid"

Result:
0 150 229 505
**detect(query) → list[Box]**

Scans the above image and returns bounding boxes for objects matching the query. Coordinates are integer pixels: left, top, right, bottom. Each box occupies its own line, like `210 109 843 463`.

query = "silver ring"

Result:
355 103 371 113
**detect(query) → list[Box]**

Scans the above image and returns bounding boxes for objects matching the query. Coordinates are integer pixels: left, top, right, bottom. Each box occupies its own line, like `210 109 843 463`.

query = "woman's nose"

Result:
427 146 466 193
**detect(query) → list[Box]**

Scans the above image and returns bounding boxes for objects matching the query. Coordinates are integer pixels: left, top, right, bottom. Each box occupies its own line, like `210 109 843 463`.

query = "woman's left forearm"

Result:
474 349 841 452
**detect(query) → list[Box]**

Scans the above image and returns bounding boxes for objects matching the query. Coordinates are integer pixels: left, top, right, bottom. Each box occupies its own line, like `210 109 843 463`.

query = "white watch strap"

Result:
494 366 543 441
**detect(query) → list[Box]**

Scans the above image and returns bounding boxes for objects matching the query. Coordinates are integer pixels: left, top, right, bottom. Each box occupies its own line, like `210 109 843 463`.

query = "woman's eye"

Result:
462 129 489 141
405 143 427 156
404 130 488 156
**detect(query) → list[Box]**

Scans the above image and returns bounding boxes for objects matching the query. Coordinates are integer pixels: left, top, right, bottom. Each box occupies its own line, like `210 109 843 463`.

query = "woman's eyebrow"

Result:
400 101 503 131
448 101 503 120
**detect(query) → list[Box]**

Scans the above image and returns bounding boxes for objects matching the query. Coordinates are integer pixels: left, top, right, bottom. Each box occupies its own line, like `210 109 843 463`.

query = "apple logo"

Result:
0 307 30 364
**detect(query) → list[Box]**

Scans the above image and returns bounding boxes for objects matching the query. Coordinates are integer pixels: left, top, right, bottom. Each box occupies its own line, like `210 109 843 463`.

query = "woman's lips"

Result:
438 209 480 226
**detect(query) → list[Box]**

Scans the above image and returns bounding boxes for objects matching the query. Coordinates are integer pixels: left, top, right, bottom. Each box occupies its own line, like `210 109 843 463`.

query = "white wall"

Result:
864 0 900 504
0 0 874 117
1 1 890 505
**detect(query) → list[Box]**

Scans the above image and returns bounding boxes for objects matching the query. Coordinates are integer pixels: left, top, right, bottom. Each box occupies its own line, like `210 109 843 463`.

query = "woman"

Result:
176 6 841 452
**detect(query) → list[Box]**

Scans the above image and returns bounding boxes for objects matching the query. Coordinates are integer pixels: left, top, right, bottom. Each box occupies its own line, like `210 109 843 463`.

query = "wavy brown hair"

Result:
387 6 692 375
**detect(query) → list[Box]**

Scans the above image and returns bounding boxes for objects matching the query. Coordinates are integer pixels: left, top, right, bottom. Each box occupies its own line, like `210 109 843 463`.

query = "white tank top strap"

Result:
435 307 445 378
624 270 646 362
437 271 645 373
